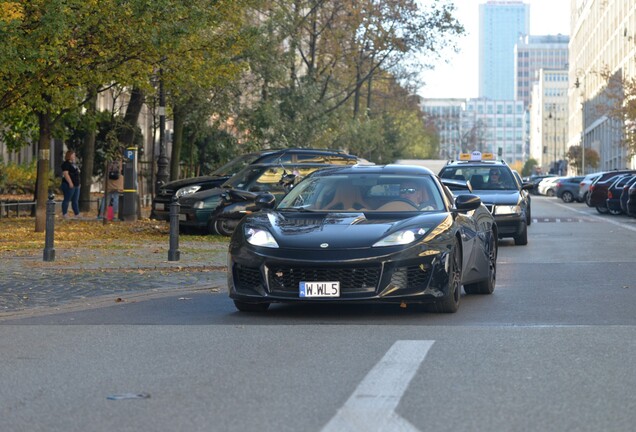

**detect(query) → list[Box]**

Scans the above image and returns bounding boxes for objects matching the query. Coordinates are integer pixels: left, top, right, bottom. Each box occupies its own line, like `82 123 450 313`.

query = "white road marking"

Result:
321 340 434 432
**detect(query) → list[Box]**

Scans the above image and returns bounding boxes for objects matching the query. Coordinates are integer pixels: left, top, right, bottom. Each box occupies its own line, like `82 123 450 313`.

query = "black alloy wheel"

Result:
435 241 462 313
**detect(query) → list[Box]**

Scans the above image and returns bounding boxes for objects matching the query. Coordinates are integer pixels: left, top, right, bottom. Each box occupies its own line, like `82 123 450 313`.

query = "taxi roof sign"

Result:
458 151 495 161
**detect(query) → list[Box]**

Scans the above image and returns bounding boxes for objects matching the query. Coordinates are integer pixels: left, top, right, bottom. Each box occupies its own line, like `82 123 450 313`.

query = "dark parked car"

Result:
606 174 636 215
178 162 356 235
627 179 636 217
150 148 361 220
555 176 584 203
620 175 636 214
579 172 603 204
227 164 497 313
588 170 636 214
439 153 533 245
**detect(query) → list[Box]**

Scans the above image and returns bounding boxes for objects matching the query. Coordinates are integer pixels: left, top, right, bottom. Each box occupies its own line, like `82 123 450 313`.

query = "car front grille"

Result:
267 265 380 294
234 265 263 292
389 265 431 290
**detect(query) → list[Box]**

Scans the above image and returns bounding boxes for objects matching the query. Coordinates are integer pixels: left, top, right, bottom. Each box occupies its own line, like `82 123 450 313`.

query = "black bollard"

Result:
168 196 180 261
43 193 56 262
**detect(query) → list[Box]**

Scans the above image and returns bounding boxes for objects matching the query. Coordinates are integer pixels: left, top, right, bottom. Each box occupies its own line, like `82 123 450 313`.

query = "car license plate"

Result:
178 214 186 221
155 203 164 211
299 281 340 298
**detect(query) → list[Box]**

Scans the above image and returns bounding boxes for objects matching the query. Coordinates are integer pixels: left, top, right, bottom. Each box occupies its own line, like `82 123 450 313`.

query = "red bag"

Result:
107 205 114 221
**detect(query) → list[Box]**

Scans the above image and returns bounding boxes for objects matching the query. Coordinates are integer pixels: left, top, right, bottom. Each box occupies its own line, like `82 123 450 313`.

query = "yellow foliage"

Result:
0 1 23 22
0 218 224 251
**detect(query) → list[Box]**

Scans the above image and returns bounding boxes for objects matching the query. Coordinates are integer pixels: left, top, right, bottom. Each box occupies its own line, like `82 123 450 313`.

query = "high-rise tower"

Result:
479 1 530 100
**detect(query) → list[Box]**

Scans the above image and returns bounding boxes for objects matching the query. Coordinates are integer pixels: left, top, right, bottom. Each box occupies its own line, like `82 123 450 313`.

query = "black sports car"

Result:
227 164 498 313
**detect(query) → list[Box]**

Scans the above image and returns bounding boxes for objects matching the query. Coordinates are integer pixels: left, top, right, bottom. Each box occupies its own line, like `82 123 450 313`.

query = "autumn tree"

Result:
240 0 463 153
599 67 636 158
0 0 254 230
566 145 599 175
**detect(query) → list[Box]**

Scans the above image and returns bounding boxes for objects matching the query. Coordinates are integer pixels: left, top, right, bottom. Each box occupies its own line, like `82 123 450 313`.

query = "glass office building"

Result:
479 1 530 100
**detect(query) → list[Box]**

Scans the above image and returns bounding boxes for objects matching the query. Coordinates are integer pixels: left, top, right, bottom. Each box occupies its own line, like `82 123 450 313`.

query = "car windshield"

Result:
222 165 331 193
440 166 517 190
209 153 261 177
278 173 445 212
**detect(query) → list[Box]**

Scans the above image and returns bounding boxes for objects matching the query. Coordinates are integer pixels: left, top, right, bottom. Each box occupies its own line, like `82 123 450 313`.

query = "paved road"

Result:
2 197 636 432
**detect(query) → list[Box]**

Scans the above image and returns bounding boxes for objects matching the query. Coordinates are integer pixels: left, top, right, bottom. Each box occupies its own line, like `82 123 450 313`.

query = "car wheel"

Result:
562 191 574 203
464 231 497 295
514 221 528 246
595 206 609 214
547 189 555 197
435 241 462 313
233 300 270 312
213 218 235 236
608 207 623 215
526 205 532 226
585 192 591 206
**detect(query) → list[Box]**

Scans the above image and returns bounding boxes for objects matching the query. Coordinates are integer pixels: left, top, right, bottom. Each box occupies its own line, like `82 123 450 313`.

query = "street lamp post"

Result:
575 75 585 176
156 69 169 193
548 111 557 173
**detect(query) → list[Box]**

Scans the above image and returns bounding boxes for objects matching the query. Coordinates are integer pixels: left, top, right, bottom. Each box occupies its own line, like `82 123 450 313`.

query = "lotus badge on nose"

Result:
320 243 329 248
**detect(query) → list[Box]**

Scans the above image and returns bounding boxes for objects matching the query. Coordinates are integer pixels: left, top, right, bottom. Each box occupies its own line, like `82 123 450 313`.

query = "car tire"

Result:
233 300 270 312
514 221 528 246
608 207 623 216
595 206 609 214
562 191 574 203
434 241 462 313
464 231 497 295
547 189 555 197
526 205 532 226
212 218 235 236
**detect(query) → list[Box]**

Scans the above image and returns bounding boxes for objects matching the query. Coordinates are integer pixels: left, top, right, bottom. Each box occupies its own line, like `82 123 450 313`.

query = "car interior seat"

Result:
323 184 368 210
470 174 485 189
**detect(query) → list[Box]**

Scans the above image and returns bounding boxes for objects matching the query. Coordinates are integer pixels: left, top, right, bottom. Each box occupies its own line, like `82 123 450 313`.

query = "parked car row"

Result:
587 170 636 216
150 148 367 235
535 169 636 217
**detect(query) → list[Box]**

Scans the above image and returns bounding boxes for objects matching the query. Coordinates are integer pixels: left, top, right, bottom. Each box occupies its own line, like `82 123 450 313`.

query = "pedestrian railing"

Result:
0 200 36 218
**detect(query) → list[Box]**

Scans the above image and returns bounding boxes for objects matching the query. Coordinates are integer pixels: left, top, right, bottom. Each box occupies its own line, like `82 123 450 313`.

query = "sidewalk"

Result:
0 223 229 319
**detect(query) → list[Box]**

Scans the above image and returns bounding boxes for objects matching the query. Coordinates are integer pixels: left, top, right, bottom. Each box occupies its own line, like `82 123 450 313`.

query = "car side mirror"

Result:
254 193 276 209
454 194 481 212
521 182 534 190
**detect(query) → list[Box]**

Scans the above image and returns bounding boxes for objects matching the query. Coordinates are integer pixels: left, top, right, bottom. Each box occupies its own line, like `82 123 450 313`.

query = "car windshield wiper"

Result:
278 206 314 212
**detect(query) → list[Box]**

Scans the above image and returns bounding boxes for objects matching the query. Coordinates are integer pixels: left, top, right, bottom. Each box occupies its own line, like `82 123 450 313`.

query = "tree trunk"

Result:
170 102 185 181
80 87 98 213
118 86 145 146
34 111 52 232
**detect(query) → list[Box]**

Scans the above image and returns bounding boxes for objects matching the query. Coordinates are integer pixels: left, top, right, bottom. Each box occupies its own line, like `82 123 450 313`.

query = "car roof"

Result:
309 164 436 177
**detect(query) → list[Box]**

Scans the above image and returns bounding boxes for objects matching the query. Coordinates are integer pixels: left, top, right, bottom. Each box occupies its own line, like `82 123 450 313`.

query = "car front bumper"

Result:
228 244 454 305
493 214 525 237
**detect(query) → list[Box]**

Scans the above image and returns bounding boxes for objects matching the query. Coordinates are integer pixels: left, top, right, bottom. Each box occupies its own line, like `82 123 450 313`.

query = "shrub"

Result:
0 161 56 194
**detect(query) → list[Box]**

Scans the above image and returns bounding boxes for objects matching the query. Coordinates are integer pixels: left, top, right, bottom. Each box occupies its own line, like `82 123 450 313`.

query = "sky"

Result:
417 0 571 99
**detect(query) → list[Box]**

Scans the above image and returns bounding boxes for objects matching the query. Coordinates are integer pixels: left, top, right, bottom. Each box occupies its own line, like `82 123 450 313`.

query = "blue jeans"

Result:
61 183 80 216
101 191 120 219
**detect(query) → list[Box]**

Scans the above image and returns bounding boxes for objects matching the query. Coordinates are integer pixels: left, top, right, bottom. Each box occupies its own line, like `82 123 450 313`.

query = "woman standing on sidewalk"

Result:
61 150 81 218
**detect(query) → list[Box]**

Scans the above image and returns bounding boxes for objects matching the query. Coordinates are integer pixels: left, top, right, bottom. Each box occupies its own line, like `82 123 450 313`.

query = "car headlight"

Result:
494 205 521 215
175 185 202 198
373 228 428 247
245 227 279 248
192 197 220 209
